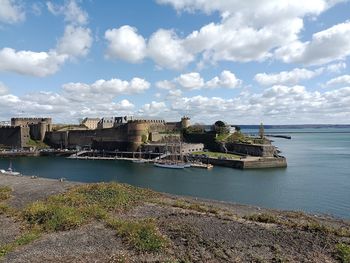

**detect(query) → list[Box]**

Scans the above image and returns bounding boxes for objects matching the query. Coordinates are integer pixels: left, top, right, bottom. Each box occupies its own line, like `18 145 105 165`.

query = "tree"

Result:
214 120 229 135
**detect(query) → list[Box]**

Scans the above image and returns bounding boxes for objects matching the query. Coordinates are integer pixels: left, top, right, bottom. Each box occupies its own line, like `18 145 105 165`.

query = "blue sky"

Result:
0 0 350 124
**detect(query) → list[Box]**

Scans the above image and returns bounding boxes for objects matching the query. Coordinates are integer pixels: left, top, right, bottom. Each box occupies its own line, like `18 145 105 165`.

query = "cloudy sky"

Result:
0 0 350 124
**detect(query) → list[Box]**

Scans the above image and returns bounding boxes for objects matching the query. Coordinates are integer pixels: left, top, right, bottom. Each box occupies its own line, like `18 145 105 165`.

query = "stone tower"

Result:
181 116 190 129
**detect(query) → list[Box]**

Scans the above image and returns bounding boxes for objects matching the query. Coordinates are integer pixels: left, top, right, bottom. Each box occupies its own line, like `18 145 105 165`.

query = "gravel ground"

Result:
1 174 349 262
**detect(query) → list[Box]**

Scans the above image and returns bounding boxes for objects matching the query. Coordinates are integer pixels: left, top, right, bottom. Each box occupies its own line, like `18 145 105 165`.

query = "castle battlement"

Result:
128 119 165 124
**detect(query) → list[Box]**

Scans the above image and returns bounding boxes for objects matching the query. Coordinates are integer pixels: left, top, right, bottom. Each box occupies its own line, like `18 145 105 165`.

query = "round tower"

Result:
181 116 190 129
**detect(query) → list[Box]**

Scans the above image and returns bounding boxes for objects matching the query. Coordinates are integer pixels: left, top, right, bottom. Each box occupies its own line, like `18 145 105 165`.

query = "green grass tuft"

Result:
0 186 12 202
23 201 84 231
336 243 350 263
244 213 279 224
107 218 168 252
22 183 156 232
0 229 41 258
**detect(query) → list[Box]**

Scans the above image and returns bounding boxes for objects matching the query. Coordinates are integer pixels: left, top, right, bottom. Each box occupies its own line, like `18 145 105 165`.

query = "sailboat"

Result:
154 143 185 169
0 161 21 176
132 147 147 163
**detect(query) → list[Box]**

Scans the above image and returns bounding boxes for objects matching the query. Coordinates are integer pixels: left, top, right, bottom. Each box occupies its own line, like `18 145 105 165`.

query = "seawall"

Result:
194 156 287 169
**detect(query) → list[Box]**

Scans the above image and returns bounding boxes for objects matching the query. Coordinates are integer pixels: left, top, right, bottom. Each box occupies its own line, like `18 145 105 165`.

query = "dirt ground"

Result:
1 174 349 262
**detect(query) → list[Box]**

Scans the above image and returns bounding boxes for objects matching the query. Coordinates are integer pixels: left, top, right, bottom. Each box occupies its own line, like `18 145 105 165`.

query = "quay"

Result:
67 150 287 169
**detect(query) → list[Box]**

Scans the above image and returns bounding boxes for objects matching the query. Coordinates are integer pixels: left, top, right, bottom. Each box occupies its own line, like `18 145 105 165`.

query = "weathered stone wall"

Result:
46 125 130 150
183 133 219 151
0 126 30 148
11 117 52 126
44 131 69 148
225 143 277 157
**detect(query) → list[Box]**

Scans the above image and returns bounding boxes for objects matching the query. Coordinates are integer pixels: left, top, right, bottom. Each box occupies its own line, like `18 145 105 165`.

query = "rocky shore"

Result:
0 174 349 262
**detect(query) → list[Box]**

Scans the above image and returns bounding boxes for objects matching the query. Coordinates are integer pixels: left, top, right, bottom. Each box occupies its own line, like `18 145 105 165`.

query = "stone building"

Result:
81 118 100 130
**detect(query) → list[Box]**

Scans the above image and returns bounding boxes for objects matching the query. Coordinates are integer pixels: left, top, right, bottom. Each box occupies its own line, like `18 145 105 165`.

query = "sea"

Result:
1 127 349 219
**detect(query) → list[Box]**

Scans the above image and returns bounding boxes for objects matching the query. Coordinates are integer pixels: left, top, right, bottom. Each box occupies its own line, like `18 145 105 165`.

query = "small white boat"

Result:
154 162 185 169
132 159 147 164
1 162 21 176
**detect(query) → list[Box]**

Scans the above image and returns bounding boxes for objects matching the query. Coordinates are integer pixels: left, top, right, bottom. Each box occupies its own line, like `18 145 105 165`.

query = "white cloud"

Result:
105 25 146 63
167 85 350 124
157 70 242 90
155 0 340 66
206 70 242 88
275 21 350 65
57 25 92 57
326 75 350 87
0 0 25 24
0 0 92 77
139 101 168 116
2 82 350 124
0 48 68 77
62 77 150 102
326 62 346 73
155 80 176 90
176 72 204 90
254 68 322 86
102 2 349 69
0 82 9 95
47 0 88 26
104 27 194 69
0 76 151 121
148 29 194 70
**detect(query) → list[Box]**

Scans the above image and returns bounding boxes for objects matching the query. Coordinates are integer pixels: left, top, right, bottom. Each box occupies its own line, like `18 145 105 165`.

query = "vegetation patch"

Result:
244 213 279 224
26 139 49 148
23 183 157 232
192 151 241 159
172 200 219 215
336 243 350 263
0 229 41 258
107 218 168 252
0 186 12 202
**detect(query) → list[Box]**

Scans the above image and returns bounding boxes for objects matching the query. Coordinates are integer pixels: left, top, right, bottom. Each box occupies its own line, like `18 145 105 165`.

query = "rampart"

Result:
11 117 52 126
224 143 277 157
11 118 52 142
0 126 30 148
45 120 174 152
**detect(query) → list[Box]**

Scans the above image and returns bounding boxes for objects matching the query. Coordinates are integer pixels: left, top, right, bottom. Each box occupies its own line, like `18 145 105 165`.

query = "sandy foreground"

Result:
0 174 349 263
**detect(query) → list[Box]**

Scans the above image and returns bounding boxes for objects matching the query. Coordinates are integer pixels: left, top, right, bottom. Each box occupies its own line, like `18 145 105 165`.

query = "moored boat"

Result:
154 162 185 169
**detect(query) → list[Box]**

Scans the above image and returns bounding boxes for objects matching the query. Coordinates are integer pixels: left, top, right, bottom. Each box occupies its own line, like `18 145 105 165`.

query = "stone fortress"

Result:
0 116 190 151
0 118 52 148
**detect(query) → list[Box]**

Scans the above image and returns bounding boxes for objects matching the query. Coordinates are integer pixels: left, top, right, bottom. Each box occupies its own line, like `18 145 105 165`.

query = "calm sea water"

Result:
1 128 349 219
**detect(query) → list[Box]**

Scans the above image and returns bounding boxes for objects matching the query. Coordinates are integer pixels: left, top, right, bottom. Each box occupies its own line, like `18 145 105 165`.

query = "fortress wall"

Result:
225 143 277 157
183 133 219 151
45 131 69 148
0 126 30 148
11 117 52 126
46 125 130 149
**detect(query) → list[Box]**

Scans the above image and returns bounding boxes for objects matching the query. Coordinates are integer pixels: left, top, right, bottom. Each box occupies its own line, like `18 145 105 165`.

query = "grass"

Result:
192 151 242 159
23 183 156 232
172 200 219 215
0 229 41 258
244 213 279 224
107 218 168 252
336 243 350 263
26 139 49 148
0 186 12 202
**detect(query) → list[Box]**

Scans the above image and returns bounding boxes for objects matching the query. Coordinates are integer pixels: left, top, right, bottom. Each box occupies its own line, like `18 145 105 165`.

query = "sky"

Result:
0 0 350 125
